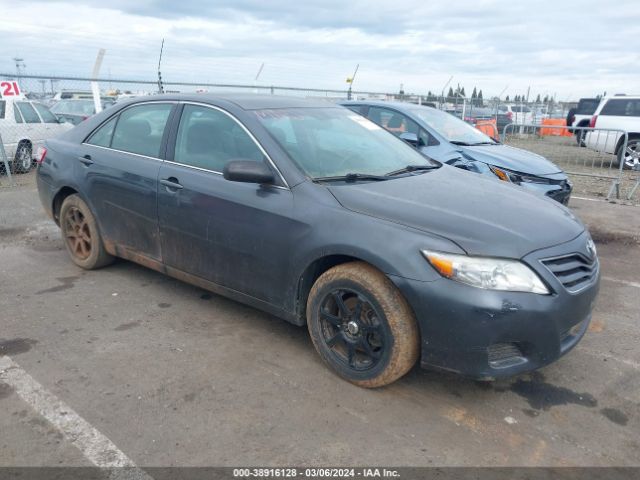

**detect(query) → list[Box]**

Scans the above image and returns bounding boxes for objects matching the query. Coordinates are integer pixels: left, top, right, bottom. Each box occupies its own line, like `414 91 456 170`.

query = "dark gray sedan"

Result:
36 94 599 387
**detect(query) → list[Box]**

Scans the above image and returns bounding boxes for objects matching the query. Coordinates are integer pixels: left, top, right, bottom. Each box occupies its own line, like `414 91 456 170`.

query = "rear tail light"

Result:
36 147 47 164
589 115 598 128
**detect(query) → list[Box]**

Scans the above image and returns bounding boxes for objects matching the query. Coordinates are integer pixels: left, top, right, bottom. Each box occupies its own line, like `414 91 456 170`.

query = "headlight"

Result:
421 250 550 294
489 165 549 185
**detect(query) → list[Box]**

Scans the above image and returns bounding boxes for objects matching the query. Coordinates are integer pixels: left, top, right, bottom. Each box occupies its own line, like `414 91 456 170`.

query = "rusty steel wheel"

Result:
64 206 92 260
59 194 114 269
307 261 419 388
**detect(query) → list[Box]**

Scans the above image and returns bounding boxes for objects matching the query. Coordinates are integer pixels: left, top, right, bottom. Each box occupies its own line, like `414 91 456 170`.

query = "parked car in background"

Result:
584 95 640 169
498 104 533 124
342 101 572 204
0 91 72 173
37 94 598 387
50 99 115 125
566 98 601 145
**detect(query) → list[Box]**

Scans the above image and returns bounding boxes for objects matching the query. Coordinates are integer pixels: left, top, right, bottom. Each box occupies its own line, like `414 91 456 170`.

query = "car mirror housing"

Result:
399 132 419 147
223 160 275 184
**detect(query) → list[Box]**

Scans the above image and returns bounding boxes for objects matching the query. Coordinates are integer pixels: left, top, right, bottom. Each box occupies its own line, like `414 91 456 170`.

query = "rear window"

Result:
600 99 640 117
16 102 41 123
0 100 5 119
576 99 600 115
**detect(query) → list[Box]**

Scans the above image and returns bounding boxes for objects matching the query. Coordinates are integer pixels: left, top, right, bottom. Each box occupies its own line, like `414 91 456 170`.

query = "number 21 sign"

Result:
0 81 21 97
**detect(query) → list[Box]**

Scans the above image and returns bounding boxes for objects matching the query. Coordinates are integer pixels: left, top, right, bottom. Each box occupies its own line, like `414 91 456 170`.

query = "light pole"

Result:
440 75 453 109
346 64 359 100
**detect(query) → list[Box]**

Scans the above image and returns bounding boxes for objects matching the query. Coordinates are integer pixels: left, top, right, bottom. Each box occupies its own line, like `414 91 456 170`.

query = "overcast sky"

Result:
0 0 637 99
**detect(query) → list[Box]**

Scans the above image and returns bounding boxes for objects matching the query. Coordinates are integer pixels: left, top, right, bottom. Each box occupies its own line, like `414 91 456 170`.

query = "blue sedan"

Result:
342 101 572 204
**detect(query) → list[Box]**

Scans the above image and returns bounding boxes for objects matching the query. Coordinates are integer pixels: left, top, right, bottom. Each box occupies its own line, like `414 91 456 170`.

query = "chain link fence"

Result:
502 124 639 202
3 72 636 203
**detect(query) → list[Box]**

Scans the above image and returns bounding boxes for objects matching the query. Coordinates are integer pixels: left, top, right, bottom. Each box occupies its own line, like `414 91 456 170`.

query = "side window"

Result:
16 102 41 123
174 104 265 171
86 116 118 147
419 129 439 147
366 107 419 136
111 103 173 157
0 100 5 119
14 103 23 123
33 103 59 123
601 100 626 116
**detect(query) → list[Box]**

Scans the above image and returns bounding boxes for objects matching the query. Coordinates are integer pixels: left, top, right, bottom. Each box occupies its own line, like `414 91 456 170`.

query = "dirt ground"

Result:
1 171 639 472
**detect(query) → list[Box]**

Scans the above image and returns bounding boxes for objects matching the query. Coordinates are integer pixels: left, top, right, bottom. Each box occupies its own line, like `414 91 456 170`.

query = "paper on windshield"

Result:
348 115 382 131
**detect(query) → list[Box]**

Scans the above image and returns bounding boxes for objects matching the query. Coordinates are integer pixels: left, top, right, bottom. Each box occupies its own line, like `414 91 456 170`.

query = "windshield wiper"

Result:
385 164 440 176
450 140 498 146
449 141 472 146
313 173 389 183
467 141 499 146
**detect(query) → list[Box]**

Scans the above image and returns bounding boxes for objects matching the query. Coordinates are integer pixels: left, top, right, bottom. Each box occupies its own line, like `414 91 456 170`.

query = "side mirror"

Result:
399 132 419 147
223 160 275 184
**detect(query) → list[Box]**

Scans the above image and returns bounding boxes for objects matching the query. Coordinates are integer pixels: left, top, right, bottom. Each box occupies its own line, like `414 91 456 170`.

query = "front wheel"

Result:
307 262 419 388
618 138 640 170
60 194 114 269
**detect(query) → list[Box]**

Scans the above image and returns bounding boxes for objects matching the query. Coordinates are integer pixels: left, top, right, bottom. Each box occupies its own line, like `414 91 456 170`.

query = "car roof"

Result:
118 93 337 110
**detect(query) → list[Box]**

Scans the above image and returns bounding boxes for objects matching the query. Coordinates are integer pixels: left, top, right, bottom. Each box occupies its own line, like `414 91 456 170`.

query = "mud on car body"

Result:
37 94 599 387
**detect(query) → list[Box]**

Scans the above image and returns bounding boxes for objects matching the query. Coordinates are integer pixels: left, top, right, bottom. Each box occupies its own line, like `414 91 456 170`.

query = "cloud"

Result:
0 0 637 98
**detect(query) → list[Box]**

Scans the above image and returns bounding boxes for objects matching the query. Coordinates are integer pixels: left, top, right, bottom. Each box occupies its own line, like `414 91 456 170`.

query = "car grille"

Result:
541 253 598 292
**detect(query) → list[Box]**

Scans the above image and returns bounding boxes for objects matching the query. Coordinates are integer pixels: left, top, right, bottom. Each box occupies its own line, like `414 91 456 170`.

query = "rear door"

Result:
157 102 296 306
79 101 176 259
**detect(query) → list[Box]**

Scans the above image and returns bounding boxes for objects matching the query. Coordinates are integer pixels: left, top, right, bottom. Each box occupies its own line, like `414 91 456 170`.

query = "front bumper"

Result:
390 232 599 379
519 176 573 205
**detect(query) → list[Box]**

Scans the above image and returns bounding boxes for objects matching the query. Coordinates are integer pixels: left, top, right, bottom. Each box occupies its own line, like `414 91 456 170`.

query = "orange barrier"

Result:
475 119 498 138
540 118 572 137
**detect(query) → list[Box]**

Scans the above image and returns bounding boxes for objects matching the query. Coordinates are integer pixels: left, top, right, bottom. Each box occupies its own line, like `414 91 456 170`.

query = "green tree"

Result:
447 86 454 100
478 89 483 106
505 95 510 102
535 94 541 103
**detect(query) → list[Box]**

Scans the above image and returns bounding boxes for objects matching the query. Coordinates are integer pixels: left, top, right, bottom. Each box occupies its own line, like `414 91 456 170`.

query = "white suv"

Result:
584 95 640 169
0 83 72 173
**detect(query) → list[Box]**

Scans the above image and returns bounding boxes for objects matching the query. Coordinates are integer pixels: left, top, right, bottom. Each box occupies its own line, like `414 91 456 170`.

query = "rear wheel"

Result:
13 143 32 173
617 137 640 170
307 262 419 388
60 194 114 269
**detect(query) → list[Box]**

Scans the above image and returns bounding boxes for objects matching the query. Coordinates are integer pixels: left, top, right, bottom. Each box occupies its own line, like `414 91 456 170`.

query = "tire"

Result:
13 143 32 174
617 137 640 170
566 108 576 132
307 261 419 388
59 194 114 269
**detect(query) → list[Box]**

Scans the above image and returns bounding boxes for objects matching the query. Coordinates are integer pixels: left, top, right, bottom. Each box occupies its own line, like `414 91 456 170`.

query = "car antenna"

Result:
157 38 165 94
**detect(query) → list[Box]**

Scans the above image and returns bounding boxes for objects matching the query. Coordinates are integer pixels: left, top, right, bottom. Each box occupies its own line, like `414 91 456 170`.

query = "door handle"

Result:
78 154 93 166
160 177 183 190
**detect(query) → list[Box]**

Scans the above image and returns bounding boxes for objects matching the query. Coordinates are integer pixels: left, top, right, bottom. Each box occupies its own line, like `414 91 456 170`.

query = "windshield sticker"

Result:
348 115 382 131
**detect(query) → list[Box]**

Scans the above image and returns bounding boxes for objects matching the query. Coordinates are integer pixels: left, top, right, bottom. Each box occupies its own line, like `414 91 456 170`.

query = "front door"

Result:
157 103 296 306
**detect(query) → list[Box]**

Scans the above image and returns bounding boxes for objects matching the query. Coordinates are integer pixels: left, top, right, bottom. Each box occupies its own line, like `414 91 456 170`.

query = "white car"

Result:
498 104 534 125
584 95 640 169
0 82 72 173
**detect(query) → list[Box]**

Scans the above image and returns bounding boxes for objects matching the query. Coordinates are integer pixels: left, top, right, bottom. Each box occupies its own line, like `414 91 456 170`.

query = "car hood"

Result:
459 144 563 175
327 166 583 259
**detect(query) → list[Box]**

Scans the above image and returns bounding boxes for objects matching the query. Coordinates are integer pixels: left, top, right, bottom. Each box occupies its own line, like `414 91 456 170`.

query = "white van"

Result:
0 81 72 173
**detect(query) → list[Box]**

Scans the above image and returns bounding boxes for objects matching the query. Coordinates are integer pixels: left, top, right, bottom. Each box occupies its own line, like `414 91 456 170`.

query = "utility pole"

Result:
13 57 25 79
346 63 359 101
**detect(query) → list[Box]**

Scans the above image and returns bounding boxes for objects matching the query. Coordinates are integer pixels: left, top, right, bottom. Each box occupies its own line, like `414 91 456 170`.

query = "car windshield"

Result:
254 107 438 179
51 100 95 115
408 107 496 145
